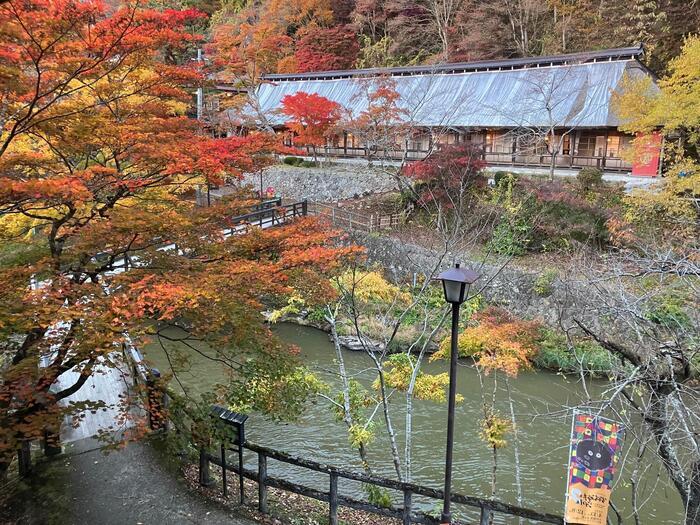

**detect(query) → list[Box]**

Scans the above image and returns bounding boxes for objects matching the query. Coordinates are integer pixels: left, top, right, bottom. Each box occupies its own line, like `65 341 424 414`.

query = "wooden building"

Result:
232 45 662 177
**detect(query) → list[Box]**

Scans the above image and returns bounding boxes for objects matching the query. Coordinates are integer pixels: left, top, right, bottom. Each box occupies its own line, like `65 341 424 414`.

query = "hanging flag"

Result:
565 411 624 525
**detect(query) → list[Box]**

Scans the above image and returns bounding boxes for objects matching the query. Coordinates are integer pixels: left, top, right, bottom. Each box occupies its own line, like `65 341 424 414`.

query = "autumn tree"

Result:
280 91 342 162
294 25 360 72
0 0 352 477
343 77 407 165
612 35 700 244
432 306 539 510
403 143 486 229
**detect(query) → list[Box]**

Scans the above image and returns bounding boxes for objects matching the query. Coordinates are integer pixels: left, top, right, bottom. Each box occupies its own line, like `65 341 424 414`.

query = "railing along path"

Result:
200 442 564 525
308 201 401 233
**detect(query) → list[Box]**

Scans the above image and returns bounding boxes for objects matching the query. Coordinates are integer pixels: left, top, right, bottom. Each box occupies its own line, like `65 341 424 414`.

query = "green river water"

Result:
143 323 685 524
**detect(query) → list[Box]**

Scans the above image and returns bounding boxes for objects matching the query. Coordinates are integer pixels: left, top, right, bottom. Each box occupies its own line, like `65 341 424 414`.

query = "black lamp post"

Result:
435 263 479 524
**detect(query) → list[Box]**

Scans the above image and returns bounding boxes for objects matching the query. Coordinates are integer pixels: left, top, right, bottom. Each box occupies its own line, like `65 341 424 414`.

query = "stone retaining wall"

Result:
349 232 607 333
241 164 400 202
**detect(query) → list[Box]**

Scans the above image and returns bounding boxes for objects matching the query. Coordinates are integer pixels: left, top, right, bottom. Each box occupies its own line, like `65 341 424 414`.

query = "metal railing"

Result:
201 441 564 525
223 200 308 235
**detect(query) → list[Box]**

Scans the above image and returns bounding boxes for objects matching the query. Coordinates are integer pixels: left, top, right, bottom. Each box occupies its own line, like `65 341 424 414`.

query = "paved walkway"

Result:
3 440 257 525
54 355 133 446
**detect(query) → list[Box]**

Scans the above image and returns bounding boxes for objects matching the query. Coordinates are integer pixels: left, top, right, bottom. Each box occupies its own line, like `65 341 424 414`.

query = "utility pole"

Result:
196 48 203 121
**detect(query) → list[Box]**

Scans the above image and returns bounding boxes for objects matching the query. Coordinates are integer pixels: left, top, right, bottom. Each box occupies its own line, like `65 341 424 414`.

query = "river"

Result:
143 323 684 524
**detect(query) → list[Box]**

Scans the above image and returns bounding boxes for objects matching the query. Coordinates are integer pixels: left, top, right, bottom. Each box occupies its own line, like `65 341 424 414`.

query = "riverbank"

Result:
270 312 614 377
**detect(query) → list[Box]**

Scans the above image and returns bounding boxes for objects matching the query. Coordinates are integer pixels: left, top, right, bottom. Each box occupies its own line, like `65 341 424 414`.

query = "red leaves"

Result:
281 92 342 147
403 143 486 207
294 25 359 73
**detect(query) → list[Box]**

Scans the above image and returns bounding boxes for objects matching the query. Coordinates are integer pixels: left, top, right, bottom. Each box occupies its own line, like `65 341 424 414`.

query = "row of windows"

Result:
284 131 632 158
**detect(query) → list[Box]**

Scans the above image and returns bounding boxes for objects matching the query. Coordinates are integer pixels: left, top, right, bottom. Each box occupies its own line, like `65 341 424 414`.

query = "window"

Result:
577 135 596 157
486 131 512 153
606 135 632 158
562 134 571 155
517 135 547 155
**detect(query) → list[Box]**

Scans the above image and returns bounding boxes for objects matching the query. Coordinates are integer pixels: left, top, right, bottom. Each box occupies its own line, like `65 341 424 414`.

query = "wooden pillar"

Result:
221 443 227 498
258 452 268 513
146 368 166 431
43 426 62 457
602 129 609 169
329 471 339 525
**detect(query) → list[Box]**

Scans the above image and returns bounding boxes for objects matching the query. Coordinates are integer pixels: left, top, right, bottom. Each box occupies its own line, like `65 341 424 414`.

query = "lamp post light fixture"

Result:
435 263 479 525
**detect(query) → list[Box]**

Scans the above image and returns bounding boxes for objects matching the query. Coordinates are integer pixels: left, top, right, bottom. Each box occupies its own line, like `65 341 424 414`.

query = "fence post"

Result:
329 470 338 525
221 443 227 498
480 504 491 525
258 452 268 513
302 199 308 216
402 489 412 525
199 446 213 486
17 440 31 477
146 368 163 430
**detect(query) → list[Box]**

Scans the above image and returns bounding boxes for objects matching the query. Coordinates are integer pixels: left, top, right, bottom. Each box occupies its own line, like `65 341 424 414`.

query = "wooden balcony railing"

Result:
310 146 633 172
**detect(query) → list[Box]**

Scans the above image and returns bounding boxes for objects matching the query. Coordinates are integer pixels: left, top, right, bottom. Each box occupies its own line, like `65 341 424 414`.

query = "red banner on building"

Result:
565 412 624 525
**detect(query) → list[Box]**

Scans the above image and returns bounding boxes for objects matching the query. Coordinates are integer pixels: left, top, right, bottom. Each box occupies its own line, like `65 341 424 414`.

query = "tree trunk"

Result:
506 378 524 522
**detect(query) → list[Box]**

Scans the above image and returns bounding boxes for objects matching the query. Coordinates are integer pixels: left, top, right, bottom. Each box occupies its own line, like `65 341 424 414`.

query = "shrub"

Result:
490 218 531 255
577 167 603 192
299 160 318 168
488 174 534 255
493 171 515 187
533 269 557 297
365 484 392 508
527 179 615 251
532 330 614 376
645 293 691 328
282 156 303 166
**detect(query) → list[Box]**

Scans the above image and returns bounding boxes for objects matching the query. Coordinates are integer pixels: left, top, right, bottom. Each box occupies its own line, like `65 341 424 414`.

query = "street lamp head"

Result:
435 263 479 305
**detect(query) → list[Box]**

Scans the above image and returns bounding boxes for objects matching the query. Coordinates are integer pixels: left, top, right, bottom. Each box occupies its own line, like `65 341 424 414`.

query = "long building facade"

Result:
237 46 662 176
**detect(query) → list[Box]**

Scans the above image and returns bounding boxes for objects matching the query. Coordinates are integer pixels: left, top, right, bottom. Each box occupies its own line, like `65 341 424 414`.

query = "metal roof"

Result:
252 56 656 129
262 45 646 81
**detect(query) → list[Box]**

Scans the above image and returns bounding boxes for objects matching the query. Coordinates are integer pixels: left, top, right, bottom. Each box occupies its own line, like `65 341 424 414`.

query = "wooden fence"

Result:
309 201 401 233
201 442 564 525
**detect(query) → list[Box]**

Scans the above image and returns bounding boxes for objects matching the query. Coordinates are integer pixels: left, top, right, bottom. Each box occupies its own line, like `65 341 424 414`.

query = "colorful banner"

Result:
565 412 624 525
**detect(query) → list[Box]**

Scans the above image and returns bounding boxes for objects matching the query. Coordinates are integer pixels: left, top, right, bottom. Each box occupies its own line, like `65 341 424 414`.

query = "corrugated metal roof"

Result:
262 45 646 81
250 59 655 129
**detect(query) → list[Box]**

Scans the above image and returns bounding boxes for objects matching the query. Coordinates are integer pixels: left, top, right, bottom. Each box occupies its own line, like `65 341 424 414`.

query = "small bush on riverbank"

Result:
533 330 613 375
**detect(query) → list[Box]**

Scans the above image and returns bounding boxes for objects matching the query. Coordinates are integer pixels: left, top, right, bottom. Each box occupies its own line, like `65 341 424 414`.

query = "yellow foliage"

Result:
337 269 410 304
348 423 374 449
480 409 512 449
431 307 538 376
378 353 461 403
268 294 306 323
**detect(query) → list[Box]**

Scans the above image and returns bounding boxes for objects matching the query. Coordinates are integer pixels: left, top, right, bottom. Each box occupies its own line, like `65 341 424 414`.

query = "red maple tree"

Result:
0 0 355 475
281 92 342 161
295 25 360 72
